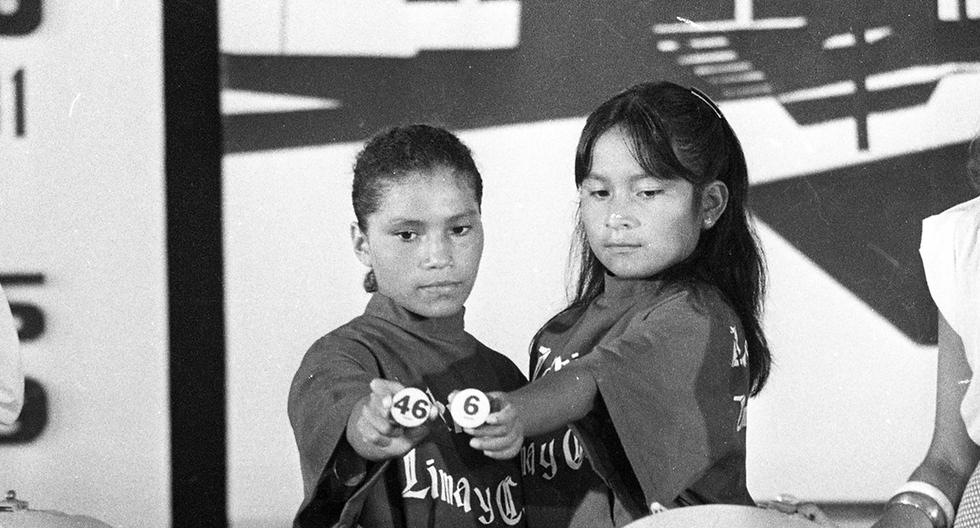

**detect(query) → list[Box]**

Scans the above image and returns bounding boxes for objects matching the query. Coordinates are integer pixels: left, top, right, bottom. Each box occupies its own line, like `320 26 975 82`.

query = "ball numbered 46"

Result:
450 388 491 428
391 387 433 427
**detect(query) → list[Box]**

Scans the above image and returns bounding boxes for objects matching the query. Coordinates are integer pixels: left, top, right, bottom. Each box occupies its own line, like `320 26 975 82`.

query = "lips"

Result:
603 242 641 251
419 281 462 293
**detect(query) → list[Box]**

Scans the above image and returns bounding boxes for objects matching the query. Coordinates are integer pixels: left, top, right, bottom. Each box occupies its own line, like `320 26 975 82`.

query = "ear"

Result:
700 180 729 230
351 222 373 268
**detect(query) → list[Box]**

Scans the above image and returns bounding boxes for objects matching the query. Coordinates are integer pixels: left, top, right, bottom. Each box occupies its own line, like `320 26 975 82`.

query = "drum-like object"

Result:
624 504 822 528
0 491 114 528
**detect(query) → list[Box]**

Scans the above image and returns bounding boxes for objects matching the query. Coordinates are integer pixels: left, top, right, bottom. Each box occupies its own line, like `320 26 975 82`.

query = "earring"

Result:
703 217 714 229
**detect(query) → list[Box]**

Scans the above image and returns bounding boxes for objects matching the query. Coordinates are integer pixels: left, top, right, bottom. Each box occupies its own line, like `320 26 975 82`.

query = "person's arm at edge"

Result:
873 311 980 528
0 285 23 426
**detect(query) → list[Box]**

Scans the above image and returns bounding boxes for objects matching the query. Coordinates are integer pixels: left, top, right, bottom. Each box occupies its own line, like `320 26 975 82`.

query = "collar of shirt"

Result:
601 273 667 301
363 293 467 340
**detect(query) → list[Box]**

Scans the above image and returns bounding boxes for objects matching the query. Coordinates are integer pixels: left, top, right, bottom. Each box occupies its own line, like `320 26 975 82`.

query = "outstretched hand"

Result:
465 391 525 460
346 378 434 461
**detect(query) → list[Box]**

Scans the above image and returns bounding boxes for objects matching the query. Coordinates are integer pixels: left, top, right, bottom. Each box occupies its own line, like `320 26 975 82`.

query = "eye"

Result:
638 189 663 198
450 225 472 236
395 231 417 241
582 187 609 199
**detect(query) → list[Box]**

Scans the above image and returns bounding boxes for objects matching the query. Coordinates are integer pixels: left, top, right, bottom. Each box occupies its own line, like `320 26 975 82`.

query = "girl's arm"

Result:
468 363 597 459
873 312 980 528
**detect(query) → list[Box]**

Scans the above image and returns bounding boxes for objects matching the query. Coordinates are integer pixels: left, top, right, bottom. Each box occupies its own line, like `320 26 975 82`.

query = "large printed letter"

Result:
562 429 584 470
401 449 431 499
539 439 558 480
474 487 495 525
496 476 524 526
453 477 472 512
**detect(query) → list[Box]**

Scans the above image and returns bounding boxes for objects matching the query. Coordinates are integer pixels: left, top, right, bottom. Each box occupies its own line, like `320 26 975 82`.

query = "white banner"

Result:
0 2 169 527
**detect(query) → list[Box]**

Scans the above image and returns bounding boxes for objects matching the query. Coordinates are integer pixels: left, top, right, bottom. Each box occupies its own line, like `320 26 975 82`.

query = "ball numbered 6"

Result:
450 388 491 428
390 387 433 428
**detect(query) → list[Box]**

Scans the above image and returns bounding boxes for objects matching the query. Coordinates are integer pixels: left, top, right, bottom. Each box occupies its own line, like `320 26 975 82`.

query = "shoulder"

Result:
295 316 384 375
614 282 741 365
632 281 734 328
535 303 590 339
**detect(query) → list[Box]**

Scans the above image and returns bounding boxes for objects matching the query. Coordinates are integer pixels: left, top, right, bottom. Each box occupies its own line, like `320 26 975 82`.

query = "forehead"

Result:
374 169 480 216
589 127 646 175
585 127 690 186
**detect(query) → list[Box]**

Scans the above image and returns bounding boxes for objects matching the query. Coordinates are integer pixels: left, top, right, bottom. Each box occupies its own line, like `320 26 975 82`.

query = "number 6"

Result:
450 388 490 428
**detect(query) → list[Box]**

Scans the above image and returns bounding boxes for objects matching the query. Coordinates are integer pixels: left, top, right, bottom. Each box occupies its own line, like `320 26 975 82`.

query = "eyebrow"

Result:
582 172 660 184
385 209 481 226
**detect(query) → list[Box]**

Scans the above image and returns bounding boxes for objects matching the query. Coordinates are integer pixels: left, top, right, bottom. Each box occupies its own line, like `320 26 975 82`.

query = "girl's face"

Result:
352 167 483 318
579 126 722 279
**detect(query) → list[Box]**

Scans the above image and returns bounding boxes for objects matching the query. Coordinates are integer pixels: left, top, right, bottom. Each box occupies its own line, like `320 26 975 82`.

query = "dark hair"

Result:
352 124 483 292
570 81 771 395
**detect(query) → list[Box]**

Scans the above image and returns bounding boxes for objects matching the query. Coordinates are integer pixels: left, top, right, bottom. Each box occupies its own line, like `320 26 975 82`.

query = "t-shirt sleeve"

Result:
920 198 980 345
578 295 745 508
287 334 382 518
920 210 958 325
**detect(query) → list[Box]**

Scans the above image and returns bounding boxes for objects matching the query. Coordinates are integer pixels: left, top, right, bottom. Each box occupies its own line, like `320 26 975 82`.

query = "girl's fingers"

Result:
369 378 404 412
483 413 508 426
469 434 520 452
484 391 507 412
482 403 515 425
370 378 404 395
429 401 445 422
368 390 392 415
478 443 522 460
366 410 401 437
465 423 509 437
360 427 393 448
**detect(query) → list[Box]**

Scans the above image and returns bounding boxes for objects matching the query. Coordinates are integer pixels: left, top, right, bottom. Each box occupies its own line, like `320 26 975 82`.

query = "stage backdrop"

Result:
220 1 980 526
0 1 169 526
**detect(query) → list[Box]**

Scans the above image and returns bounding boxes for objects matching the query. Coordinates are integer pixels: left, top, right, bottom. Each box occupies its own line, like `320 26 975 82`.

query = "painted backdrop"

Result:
220 1 980 526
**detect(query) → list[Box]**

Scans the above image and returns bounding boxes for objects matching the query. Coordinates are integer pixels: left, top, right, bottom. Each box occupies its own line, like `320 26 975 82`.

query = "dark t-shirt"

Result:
288 294 528 528
523 276 754 528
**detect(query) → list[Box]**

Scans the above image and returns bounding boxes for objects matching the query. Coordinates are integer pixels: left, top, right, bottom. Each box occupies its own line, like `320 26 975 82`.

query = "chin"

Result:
408 299 465 318
605 263 668 279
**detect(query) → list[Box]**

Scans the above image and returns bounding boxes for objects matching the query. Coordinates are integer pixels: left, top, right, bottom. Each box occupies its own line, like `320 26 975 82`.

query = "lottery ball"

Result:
450 388 491 428
390 387 432 427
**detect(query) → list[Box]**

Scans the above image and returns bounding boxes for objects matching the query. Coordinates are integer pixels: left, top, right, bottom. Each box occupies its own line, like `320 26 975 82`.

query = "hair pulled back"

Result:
351 124 482 292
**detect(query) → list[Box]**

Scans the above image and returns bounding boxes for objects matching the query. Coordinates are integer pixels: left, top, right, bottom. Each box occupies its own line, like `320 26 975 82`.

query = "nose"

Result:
605 210 638 230
423 234 453 268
